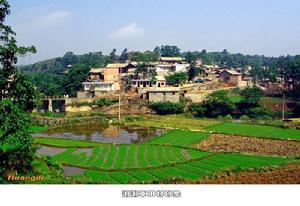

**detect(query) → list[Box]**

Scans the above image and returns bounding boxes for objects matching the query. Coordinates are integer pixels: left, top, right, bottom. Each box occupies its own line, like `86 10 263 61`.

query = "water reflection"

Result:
36 146 66 156
34 124 166 144
63 166 85 176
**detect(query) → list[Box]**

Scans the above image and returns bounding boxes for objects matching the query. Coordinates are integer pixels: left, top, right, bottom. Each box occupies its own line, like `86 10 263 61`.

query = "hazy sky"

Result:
6 0 300 64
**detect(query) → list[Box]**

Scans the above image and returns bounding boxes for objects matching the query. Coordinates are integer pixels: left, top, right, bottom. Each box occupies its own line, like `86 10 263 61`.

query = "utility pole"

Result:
118 74 122 123
118 86 121 122
282 92 285 121
281 66 285 121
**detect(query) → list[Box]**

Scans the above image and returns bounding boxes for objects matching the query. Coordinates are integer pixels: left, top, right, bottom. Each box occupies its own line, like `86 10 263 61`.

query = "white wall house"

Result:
83 81 116 92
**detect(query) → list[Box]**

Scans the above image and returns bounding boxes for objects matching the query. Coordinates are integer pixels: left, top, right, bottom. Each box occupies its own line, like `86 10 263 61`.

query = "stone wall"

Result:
148 91 180 103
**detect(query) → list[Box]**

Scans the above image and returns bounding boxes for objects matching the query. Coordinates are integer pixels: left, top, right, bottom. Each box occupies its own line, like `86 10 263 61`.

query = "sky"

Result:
6 0 300 64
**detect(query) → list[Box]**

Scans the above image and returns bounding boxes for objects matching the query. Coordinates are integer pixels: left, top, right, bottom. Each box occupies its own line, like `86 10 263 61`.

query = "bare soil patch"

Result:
191 163 300 184
194 134 300 156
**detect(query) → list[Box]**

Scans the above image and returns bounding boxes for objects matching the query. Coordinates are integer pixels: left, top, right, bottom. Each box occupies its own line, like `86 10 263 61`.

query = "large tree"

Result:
119 48 129 62
0 1 36 101
203 90 236 118
0 0 37 182
160 45 181 57
63 64 90 97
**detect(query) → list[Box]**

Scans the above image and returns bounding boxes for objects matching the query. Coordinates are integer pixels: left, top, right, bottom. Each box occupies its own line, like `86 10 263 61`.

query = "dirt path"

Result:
194 134 300 157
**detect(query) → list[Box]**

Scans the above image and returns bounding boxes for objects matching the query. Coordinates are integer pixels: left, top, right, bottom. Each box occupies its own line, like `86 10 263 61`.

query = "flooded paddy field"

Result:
34 124 167 144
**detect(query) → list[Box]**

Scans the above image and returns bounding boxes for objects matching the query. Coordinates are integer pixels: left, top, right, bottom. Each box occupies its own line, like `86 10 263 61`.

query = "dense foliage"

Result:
63 64 90 97
0 100 36 182
165 72 188 86
189 88 273 119
0 0 37 182
149 101 184 115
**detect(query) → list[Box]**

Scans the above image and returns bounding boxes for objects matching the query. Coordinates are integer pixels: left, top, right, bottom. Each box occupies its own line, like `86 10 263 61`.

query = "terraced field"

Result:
51 144 210 170
77 153 290 183
35 125 298 184
146 130 208 146
208 122 300 141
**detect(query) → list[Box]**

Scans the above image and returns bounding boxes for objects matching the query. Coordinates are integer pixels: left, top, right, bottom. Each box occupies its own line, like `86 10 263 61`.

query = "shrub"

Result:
248 107 273 118
91 98 118 107
149 101 184 115
70 98 118 107
203 90 236 118
240 115 250 121
224 114 233 120
189 103 206 117
165 72 188 86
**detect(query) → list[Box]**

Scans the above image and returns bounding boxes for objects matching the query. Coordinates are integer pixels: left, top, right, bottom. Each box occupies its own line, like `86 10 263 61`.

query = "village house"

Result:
145 87 180 103
104 63 136 81
155 57 190 76
218 69 248 87
78 63 136 98
88 68 104 81
131 76 166 88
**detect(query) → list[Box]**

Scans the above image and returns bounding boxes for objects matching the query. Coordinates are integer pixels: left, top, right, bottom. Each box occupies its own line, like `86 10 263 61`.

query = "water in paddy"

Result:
34 124 166 144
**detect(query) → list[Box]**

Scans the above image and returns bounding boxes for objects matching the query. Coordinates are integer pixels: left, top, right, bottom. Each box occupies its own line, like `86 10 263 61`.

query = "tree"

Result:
0 1 36 101
119 48 129 62
153 46 161 56
62 51 77 67
236 86 264 117
185 51 197 64
129 51 159 62
188 66 203 81
8 72 39 111
240 86 262 106
109 48 117 62
0 100 36 181
203 90 235 118
285 59 300 97
135 63 148 78
166 72 187 86
0 1 37 181
64 64 90 97
160 45 181 57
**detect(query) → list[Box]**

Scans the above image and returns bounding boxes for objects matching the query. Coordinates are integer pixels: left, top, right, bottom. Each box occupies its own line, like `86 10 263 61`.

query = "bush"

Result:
224 114 233 120
203 90 236 118
240 115 250 121
149 101 184 115
165 72 187 86
70 98 118 107
91 98 118 107
32 111 65 118
248 107 273 118
189 103 206 117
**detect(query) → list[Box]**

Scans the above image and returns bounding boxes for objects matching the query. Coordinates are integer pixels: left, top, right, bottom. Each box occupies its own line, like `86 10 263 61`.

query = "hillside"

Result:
17 47 300 97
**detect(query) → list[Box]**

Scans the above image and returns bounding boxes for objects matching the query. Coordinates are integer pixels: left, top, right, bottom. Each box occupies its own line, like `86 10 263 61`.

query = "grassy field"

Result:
75 153 291 183
209 122 300 141
124 115 220 130
146 130 209 146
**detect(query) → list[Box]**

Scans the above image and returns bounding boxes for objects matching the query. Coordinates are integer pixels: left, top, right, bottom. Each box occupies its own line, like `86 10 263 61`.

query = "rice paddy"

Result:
34 122 299 184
